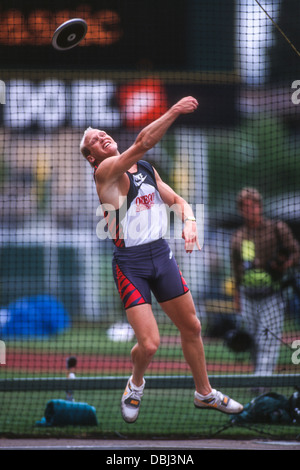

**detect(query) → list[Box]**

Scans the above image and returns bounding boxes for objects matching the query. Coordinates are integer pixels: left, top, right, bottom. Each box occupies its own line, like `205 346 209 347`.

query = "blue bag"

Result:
36 399 98 427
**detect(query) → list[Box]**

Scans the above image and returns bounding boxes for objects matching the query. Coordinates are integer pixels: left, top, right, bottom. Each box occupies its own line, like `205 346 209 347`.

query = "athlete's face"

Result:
86 129 119 162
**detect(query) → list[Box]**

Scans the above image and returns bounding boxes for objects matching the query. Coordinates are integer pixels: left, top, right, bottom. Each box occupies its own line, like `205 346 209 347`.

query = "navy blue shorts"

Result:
112 238 189 310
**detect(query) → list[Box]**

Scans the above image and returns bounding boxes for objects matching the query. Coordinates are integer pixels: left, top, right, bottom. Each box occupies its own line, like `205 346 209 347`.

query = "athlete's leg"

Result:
160 291 212 396
126 303 160 387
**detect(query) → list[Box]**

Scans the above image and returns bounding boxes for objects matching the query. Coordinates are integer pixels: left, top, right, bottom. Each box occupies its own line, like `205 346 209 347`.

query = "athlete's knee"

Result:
181 315 202 340
140 337 160 358
190 316 202 337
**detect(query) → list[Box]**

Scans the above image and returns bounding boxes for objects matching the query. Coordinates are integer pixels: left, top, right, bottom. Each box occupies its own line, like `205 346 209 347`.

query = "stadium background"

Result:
0 0 299 439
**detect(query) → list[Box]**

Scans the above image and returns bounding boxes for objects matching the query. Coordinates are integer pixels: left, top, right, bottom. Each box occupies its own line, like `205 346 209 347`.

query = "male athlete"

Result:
80 96 243 423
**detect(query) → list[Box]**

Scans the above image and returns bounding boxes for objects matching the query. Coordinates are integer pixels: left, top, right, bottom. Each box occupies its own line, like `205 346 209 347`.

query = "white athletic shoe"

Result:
194 389 243 414
121 376 145 423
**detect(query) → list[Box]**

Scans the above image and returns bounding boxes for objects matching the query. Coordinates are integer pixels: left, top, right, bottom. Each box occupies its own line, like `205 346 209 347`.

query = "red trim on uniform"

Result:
105 212 125 248
179 269 189 293
116 264 145 309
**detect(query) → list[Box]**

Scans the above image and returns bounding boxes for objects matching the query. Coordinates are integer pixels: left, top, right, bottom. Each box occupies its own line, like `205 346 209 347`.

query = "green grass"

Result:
1 321 299 439
0 388 299 439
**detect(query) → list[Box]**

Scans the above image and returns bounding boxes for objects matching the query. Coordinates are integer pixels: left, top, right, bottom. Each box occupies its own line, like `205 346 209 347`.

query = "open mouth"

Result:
103 142 111 149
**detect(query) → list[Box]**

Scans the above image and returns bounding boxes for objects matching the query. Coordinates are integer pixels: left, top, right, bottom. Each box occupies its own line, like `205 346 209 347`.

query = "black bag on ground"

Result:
230 392 293 425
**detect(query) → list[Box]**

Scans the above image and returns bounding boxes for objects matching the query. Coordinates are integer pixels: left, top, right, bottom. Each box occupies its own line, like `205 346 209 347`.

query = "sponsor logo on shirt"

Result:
133 172 147 187
136 192 155 212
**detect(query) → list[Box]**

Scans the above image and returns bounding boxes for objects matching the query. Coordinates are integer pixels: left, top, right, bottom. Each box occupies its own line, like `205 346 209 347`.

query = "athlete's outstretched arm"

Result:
97 97 198 184
135 96 198 151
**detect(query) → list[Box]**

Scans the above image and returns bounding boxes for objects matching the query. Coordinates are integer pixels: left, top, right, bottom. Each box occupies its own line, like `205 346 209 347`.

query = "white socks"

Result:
130 376 145 391
195 389 216 400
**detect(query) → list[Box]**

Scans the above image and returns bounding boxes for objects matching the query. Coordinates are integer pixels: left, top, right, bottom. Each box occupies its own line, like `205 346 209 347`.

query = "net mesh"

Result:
0 0 299 439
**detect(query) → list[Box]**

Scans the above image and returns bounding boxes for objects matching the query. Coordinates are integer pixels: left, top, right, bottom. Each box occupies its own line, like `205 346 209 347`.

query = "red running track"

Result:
2 350 253 374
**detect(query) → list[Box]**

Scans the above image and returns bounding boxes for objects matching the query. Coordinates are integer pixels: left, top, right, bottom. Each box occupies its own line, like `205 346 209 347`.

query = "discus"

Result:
52 18 88 51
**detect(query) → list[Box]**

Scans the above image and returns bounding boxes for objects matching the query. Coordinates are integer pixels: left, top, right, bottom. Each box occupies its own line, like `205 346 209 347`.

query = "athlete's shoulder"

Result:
138 160 154 172
94 156 117 179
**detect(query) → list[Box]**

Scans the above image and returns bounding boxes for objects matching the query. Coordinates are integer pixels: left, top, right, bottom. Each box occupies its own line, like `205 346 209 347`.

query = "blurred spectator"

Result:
231 187 300 375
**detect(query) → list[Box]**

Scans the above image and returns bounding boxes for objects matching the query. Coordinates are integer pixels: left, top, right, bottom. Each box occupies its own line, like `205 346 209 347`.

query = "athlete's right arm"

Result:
97 96 198 185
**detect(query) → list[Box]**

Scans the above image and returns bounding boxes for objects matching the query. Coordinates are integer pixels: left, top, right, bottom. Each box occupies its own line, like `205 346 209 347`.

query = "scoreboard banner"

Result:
0 78 237 131
0 78 237 129
0 0 235 71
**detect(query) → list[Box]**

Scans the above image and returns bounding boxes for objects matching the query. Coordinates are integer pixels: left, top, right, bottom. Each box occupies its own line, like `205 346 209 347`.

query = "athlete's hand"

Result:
182 220 201 253
172 96 199 115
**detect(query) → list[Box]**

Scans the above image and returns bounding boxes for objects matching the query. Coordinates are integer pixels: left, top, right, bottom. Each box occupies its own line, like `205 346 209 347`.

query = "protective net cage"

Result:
0 0 299 440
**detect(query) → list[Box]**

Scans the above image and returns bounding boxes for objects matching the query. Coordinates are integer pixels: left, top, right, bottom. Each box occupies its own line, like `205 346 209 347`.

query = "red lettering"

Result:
0 9 28 45
84 10 123 47
0 8 123 46
27 9 55 45
136 193 155 212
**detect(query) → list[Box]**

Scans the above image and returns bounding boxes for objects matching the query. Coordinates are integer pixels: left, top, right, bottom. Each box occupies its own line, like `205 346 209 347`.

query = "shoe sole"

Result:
121 403 140 423
194 402 244 415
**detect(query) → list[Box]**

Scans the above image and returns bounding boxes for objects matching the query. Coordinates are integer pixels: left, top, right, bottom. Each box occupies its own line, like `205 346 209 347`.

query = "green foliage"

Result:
208 115 299 211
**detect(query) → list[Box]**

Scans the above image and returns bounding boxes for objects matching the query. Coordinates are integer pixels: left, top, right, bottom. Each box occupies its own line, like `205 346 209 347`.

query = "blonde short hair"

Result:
79 126 96 158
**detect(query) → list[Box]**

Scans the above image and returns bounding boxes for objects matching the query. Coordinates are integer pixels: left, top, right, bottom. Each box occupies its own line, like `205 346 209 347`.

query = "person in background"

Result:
231 187 300 375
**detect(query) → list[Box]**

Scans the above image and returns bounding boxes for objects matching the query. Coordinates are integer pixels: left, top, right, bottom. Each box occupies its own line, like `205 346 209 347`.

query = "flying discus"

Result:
52 18 88 51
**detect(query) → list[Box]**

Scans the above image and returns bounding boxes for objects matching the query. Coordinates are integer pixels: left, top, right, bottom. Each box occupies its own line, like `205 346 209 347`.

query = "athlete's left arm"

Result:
153 168 201 253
